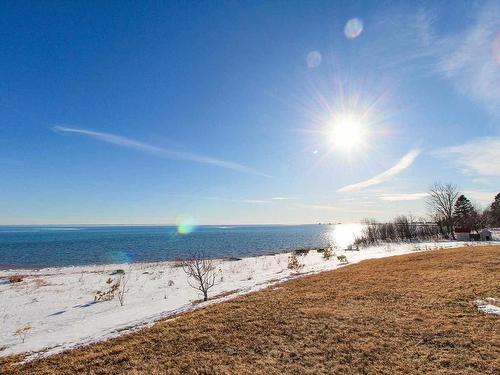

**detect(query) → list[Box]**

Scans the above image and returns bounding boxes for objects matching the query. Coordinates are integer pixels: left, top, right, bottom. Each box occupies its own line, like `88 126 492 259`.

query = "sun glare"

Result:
329 114 366 151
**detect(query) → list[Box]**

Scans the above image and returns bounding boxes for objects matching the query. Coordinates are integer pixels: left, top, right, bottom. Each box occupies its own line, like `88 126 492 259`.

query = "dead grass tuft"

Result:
8 275 23 284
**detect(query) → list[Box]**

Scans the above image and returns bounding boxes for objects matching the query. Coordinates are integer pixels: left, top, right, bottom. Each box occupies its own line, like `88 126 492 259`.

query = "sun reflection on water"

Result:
327 223 364 248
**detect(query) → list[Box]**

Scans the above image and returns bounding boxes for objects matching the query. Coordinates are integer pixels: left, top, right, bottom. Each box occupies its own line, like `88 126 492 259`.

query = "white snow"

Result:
474 298 500 316
0 240 495 360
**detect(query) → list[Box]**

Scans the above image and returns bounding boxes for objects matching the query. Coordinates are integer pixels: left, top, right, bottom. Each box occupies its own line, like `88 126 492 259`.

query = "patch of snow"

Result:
474 298 500 316
0 240 494 360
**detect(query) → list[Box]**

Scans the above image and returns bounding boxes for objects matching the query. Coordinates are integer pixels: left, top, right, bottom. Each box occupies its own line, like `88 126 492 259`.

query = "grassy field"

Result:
1 245 499 374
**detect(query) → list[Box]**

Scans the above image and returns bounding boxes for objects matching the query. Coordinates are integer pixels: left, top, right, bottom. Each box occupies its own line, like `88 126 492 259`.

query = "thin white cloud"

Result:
53 126 269 177
368 2 500 118
379 193 428 201
337 149 421 192
271 197 297 200
434 137 500 176
433 1 500 118
241 199 270 204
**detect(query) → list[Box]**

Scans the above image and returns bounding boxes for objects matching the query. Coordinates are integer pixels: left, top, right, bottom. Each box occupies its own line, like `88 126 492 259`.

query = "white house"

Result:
480 229 492 241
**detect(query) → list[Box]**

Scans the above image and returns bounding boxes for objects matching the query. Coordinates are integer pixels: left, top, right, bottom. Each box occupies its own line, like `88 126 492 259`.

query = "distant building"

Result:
455 227 471 241
480 229 492 241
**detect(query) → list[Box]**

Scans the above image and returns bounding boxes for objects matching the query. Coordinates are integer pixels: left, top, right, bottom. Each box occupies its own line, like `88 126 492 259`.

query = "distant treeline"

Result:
354 216 442 246
354 184 500 246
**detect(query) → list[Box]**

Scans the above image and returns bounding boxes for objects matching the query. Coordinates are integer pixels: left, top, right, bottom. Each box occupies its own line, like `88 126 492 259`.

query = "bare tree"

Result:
181 251 217 302
426 182 460 239
470 204 489 233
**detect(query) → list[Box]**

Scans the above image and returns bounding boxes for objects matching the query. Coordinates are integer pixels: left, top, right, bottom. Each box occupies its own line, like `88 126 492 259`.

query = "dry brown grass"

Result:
1 246 499 374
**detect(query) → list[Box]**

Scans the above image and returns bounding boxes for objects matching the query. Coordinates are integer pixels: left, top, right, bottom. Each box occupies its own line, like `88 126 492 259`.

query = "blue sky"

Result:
1 0 499 225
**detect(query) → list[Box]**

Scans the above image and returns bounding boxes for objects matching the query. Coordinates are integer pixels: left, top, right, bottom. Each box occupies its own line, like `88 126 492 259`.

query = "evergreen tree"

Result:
453 195 475 228
490 193 500 227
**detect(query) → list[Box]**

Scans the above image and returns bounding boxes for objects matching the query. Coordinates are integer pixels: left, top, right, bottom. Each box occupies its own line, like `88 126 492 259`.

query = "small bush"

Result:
323 247 333 260
94 277 120 302
287 254 304 272
9 275 23 284
337 255 348 264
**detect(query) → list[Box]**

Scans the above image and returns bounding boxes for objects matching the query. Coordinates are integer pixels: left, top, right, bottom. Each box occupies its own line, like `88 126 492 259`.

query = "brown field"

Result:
1 246 499 374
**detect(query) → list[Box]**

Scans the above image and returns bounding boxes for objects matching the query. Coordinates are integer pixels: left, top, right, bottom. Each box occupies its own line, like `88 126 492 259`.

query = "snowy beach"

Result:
0 240 495 360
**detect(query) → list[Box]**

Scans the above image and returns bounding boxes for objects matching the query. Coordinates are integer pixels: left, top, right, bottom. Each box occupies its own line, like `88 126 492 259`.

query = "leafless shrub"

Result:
9 275 23 284
181 252 217 302
323 247 333 260
287 254 303 273
117 274 129 306
15 324 31 343
355 215 442 246
94 277 120 302
337 255 348 264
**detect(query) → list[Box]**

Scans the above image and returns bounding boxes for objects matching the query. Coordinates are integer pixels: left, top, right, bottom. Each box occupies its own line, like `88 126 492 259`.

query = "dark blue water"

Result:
0 225 354 269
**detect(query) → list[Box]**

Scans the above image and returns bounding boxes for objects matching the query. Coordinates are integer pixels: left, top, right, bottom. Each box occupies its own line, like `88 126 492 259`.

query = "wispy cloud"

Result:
432 1 500 118
241 199 270 204
434 137 500 176
337 149 420 192
52 126 269 177
271 197 297 200
379 192 428 201
368 2 500 118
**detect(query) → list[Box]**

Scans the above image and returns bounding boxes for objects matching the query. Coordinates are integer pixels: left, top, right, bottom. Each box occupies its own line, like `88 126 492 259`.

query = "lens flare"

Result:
176 219 196 235
306 51 322 68
344 18 363 39
107 250 133 264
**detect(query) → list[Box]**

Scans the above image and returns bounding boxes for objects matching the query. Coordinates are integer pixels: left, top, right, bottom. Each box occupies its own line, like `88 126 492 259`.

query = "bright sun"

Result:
329 114 366 151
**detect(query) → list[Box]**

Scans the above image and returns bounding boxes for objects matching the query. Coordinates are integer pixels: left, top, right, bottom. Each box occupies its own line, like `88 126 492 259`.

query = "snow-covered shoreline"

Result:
0 241 495 360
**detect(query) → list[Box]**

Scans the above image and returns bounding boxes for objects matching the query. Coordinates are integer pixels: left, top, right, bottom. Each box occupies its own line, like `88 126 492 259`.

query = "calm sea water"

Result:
0 224 362 269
